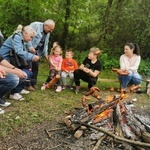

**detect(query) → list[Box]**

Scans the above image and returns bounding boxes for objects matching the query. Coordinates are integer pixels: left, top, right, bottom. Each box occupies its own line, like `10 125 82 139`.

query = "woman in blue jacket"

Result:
0 25 40 100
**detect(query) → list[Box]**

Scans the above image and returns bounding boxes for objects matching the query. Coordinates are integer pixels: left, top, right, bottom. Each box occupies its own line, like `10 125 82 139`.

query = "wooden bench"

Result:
98 78 150 95
98 78 119 83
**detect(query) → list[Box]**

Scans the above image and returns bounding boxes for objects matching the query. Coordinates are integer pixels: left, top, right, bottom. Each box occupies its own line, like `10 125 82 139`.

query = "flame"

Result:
120 93 129 99
105 95 114 103
93 108 113 123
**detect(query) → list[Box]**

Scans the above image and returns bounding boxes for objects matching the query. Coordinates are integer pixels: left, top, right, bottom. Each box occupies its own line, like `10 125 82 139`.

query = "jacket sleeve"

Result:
13 35 35 61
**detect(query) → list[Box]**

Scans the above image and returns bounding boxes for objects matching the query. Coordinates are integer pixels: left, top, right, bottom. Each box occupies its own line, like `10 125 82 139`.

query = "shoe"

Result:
62 85 66 90
28 86 35 91
0 98 5 103
9 93 24 101
33 85 38 89
0 108 4 114
0 98 11 107
136 88 142 94
20 89 30 95
75 86 80 94
55 86 62 92
130 84 141 92
70 86 74 90
41 84 46 90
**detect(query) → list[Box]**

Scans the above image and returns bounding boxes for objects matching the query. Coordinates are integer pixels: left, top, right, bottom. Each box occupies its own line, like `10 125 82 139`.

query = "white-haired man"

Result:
27 19 55 90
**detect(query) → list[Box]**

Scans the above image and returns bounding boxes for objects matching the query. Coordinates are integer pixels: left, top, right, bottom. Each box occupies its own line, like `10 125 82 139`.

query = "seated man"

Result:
0 54 27 114
74 47 102 94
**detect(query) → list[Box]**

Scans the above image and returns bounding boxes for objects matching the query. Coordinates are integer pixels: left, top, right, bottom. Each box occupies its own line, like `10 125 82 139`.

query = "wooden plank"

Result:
98 78 119 82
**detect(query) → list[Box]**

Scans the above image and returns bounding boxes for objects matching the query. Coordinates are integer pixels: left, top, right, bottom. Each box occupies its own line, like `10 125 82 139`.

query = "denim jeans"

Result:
118 71 142 89
0 73 19 98
10 69 28 94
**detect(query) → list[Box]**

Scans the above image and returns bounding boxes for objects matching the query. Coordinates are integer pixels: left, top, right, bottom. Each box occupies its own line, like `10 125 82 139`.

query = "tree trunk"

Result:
60 0 71 49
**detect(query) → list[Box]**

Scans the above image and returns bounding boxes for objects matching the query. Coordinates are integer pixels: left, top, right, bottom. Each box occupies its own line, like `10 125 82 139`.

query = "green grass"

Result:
0 62 86 138
0 61 149 139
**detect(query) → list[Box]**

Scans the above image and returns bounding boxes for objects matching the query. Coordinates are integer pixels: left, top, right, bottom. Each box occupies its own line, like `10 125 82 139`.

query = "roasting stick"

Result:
81 123 150 148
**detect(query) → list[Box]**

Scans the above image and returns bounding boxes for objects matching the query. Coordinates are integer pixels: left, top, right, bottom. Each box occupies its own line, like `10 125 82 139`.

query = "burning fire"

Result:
93 108 113 123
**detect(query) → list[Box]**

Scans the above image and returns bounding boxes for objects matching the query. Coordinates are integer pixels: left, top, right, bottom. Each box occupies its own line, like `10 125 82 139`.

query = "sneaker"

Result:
28 86 35 91
33 85 38 89
70 86 74 90
41 84 46 90
9 93 24 101
75 86 80 94
0 98 11 107
55 86 62 92
136 88 142 94
20 89 30 95
0 108 4 114
62 85 66 90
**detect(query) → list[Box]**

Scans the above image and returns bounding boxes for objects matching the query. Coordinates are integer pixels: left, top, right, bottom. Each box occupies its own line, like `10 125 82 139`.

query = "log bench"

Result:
97 78 150 95
98 78 119 83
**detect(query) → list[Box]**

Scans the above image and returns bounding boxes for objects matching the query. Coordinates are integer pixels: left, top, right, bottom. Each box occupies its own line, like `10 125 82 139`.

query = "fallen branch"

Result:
45 129 52 138
93 135 107 150
48 144 62 150
46 127 65 132
81 123 150 148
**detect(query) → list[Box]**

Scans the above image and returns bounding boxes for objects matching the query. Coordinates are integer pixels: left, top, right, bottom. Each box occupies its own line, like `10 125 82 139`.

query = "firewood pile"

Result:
63 87 150 149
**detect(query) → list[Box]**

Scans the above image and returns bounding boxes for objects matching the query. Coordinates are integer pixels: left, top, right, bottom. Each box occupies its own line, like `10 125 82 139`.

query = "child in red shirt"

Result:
61 50 78 89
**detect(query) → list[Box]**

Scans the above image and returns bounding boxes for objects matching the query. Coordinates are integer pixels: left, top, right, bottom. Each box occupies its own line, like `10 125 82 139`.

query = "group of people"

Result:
40 45 102 93
0 19 55 114
0 18 142 114
40 42 142 94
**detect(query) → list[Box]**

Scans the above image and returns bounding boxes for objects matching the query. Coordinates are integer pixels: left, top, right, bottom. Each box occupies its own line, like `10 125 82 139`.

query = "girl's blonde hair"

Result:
50 45 62 55
90 47 101 56
13 24 36 36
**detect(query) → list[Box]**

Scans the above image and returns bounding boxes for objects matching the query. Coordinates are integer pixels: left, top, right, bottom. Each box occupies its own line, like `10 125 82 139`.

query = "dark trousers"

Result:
31 61 40 86
45 69 61 85
74 69 97 89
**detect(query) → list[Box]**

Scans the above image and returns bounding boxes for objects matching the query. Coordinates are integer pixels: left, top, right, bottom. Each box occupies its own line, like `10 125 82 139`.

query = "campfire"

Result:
63 87 150 149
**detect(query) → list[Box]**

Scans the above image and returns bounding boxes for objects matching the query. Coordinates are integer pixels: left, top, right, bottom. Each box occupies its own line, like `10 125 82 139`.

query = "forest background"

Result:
0 0 149 77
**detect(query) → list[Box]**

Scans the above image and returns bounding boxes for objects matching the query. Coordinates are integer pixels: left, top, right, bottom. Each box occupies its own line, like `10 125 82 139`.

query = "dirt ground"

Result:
0 91 150 150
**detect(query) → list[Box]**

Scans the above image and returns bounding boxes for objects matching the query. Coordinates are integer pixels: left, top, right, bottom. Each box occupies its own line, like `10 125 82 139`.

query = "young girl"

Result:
41 45 63 92
61 50 78 90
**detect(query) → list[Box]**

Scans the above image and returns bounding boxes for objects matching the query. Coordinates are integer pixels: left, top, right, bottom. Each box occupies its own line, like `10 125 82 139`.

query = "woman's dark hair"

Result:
125 43 140 55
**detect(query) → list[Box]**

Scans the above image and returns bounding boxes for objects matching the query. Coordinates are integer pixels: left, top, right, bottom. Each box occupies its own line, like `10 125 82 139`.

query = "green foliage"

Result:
73 50 89 65
0 0 149 59
139 59 150 77
100 52 119 70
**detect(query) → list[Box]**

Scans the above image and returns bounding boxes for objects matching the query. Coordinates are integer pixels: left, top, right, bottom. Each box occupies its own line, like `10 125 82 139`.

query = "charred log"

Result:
81 123 150 148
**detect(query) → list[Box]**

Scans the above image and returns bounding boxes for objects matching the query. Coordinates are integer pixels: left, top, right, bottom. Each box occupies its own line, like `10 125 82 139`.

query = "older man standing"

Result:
27 19 55 90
